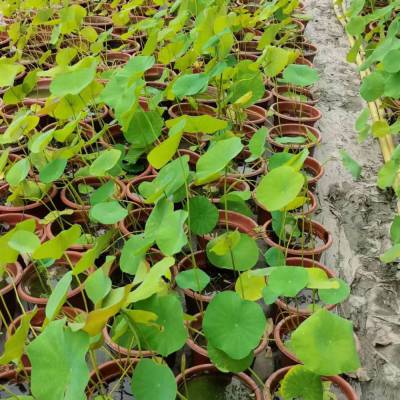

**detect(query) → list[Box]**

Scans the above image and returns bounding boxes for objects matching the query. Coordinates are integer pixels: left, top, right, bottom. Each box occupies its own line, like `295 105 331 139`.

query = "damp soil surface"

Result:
304 0 400 398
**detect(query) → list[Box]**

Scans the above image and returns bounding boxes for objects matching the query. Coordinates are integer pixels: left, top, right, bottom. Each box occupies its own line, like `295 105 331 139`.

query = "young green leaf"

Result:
32 225 82 259
206 232 259 271
39 159 67 183
289 309 360 375
203 291 266 360
255 166 304 211
131 359 176 400
89 201 128 224
187 196 219 235
45 272 73 323
280 64 319 87
27 319 90 400
279 365 323 400
176 268 211 292
245 127 268 162
340 150 362 180
6 158 30 186
172 73 209 98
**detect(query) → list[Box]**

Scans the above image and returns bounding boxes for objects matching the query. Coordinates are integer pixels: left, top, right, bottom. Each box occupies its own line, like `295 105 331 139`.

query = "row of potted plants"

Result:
0 0 360 399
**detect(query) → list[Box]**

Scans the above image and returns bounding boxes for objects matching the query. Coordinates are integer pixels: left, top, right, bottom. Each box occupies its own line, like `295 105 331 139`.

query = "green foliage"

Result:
27 319 90 400
132 359 176 400
255 166 305 211
288 309 361 375
203 291 266 360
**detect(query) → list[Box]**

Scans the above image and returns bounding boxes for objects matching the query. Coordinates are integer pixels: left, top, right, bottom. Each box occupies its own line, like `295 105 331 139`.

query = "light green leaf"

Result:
6 158 30 186
289 309 360 375
33 225 82 259
203 291 266 360
45 272 73 323
187 196 219 235
172 73 209 98
27 319 90 400
194 137 243 185
8 230 40 254
39 159 67 183
255 166 304 211
131 359 176 400
280 64 319 87
89 149 122 176
176 268 210 292
340 150 362 180
0 309 37 366
89 201 127 224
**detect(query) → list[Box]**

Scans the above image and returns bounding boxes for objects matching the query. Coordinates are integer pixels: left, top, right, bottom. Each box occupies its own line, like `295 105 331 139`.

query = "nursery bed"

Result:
304 0 400 398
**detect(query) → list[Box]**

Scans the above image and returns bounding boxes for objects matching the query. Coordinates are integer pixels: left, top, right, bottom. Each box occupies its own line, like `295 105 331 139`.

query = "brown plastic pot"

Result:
175 250 234 311
0 262 23 322
7 307 83 367
17 251 92 309
103 323 155 359
268 124 322 156
186 313 271 366
97 51 130 72
210 209 259 238
144 64 176 86
274 314 306 366
253 189 318 225
191 177 250 204
243 104 267 126
168 102 216 119
105 35 140 55
228 149 266 181
272 85 319 106
84 15 113 29
0 213 45 241
25 78 51 103
233 40 261 56
275 257 336 318
60 177 126 211
255 89 274 109
176 364 262 400
271 102 322 126
45 210 111 251
118 207 152 237
0 99 48 123
0 31 10 49
304 156 325 189
287 42 318 63
264 366 358 400
262 219 333 261
0 183 58 218
87 358 138 398
125 175 156 206
194 86 218 105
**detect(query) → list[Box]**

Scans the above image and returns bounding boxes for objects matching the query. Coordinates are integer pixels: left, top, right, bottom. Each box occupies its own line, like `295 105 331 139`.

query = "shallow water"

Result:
178 373 255 400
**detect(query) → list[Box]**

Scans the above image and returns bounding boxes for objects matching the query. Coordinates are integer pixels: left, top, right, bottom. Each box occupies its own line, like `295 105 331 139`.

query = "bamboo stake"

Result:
333 0 394 162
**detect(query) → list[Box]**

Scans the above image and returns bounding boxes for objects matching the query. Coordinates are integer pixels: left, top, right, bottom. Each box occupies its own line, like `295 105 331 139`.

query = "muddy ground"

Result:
304 0 400 398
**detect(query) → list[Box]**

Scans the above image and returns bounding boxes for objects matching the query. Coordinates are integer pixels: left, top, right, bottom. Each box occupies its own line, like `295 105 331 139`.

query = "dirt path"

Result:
303 0 400 398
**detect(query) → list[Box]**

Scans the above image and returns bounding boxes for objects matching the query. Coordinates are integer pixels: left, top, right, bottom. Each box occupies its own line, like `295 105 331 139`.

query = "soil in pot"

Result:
262 219 332 260
62 177 125 209
271 102 322 127
90 375 134 399
22 262 84 299
48 212 108 249
191 178 250 203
